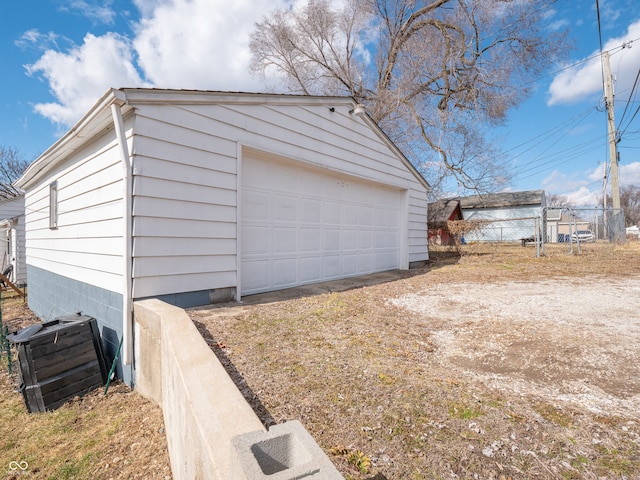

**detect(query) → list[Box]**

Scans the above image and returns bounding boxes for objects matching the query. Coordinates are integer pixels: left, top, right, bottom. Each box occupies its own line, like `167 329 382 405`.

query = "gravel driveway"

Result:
390 277 640 418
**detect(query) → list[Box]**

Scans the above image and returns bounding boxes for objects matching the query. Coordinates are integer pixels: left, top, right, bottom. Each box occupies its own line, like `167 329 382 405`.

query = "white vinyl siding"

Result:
0 195 27 285
23 126 126 293
130 99 427 298
130 110 238 298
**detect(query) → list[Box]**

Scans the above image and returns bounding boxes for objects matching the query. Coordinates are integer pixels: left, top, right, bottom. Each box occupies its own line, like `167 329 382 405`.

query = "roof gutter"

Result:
109 90 134 367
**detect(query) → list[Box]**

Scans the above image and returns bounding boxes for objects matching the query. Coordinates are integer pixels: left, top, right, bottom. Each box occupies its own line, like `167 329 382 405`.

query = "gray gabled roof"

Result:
427 198 461 224
459 190 545 209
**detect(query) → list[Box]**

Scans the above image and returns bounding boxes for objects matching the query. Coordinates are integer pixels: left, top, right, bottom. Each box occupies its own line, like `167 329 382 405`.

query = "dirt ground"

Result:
191 242 640 479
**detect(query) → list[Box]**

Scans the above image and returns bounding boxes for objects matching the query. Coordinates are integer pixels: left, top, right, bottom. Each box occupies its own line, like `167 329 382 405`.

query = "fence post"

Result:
3 325 11 375
0 291 4 367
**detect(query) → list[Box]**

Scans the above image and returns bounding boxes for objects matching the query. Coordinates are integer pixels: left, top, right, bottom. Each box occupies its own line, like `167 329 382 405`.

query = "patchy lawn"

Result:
191 242 640 479
1 241 639 479
0 293 171 480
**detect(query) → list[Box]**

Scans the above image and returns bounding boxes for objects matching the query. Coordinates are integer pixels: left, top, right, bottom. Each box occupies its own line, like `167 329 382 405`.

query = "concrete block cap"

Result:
231 420 343 479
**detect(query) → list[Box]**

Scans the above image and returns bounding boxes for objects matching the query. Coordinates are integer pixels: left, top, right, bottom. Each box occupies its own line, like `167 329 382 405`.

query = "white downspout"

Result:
110 101 133 366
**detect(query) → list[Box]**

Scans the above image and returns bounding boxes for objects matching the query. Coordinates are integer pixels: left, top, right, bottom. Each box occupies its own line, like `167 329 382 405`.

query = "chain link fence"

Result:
450 207 626 258
0 292 13 374
543 207 626 243
462 216 539 244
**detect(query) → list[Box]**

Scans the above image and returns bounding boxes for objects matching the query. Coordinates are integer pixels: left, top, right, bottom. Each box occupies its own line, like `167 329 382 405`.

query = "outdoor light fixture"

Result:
349 104 366 115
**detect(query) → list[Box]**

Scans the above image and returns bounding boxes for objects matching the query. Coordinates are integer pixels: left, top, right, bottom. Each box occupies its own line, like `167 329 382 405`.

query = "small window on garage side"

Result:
49 181 58 230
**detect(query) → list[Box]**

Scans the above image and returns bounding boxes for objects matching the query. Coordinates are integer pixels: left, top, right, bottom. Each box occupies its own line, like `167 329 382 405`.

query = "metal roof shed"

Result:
459 190 546 243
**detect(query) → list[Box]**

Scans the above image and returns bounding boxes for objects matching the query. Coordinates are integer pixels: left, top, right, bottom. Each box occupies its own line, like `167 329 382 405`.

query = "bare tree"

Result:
250 0 566 193
0 146 29 199
621 185 640 227
546 193 573 208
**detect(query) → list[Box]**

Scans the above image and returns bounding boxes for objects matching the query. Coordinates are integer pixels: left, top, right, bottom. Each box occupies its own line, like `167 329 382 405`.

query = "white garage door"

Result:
240 153 403 295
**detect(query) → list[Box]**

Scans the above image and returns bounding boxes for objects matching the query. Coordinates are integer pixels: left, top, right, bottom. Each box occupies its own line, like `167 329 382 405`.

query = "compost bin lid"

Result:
7 314 96 344
8 324 43 344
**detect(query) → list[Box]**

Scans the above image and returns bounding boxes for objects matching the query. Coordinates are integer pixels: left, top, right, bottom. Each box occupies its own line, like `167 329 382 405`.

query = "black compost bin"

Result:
8 314 108 412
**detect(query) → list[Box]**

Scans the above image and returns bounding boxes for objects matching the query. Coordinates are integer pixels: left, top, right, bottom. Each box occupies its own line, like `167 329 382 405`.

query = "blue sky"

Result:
1 0 640 206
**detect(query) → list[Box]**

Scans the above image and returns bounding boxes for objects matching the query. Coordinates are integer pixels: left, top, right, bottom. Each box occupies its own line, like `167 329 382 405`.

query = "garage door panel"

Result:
359 207 373 226
323 230 340 251
301 257 321 282
302 199 321 222
274 258 297 287
301 228 321 252
388 232 399 248
275 195 297 221
358 253 373 272
359 231 373 249
375 252 396 270
374 231 387 248
323 255 340 278
242 260 269 291
241 154 403 295
342 255 357 275
274 227 297 253
243 226 269 254
244 159 271 185
244 191 269 219
324 202 341 224
342 229 358 250
343 204 359 224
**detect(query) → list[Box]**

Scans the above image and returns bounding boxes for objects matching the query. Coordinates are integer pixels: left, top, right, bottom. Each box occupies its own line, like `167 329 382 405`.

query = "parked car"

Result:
571 230 595 242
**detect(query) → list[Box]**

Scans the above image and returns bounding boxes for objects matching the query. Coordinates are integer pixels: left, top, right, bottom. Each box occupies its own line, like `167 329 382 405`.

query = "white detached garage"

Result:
16 88 429 383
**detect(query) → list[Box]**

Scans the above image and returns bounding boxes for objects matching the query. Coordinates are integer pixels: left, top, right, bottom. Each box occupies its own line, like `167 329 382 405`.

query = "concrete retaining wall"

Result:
134 299 266 479
133 299 343 480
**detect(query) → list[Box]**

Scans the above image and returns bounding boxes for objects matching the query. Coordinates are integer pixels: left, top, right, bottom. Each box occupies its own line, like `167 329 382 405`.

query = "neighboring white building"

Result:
15 88 430 384
0 194 26 287
459 190 546 242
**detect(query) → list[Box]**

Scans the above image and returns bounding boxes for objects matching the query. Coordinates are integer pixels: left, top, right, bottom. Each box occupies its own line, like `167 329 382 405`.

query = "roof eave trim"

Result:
359 114 430 191
15 88 124 189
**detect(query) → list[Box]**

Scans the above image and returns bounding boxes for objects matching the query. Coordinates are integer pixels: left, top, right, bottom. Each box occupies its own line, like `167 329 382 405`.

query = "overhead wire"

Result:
496 105 604 184
497 20 640 187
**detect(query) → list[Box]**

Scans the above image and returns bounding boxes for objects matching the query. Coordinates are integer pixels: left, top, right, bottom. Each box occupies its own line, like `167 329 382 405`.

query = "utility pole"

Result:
602 50 621 209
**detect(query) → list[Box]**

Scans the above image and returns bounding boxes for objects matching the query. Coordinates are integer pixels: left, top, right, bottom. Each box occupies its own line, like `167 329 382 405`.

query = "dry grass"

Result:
191 241 640 480
0 293 171 480
1 241 639 479
427 240 640 281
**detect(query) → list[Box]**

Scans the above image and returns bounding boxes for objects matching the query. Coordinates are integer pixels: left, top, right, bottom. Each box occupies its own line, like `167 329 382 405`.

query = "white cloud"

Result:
133 0 283 91
542 161 640 207
597 0 623 24
25 33 147 125
564 186 600 206
25 0 294 126
548 19 640 105
542 169 590 193
64 0 117 25
586 159 640 187
15 29 65 51
542 170 601 206
620 161 640 186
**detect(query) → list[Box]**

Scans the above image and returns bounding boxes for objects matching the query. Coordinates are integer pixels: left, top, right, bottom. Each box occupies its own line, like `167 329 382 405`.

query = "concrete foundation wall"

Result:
26 264 132 385
133 299 266 480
